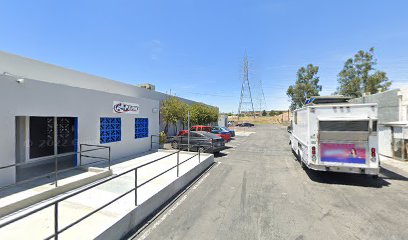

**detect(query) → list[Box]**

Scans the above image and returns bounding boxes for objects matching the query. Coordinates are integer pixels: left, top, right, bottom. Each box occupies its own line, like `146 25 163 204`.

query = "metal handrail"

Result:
150 134 161 150
0 144 212 240
0 144 111 191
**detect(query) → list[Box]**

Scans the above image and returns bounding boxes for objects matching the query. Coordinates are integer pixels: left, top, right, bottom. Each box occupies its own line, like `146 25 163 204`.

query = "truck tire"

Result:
298 151 306 169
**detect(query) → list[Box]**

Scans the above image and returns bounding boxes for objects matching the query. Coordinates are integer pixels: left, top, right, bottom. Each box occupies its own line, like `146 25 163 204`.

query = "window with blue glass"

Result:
100 118 121 144
135 118 149 139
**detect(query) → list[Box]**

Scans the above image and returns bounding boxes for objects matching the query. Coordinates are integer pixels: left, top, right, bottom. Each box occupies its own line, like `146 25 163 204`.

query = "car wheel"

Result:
198 146 205 153
171 141 179 149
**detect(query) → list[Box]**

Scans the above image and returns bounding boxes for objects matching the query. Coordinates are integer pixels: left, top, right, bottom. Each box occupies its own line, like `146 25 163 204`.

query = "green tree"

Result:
189 103 219 125
262 110 267 116
287 64 322 110
160 97 185 134
179 101 189 129
336 47 391 98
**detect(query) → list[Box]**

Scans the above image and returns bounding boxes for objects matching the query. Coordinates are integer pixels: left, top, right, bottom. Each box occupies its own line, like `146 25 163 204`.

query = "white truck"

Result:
289 96 380 177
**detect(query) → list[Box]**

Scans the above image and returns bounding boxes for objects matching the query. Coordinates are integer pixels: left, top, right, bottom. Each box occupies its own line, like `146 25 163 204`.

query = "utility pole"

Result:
238 54 256 120
187 111 190 152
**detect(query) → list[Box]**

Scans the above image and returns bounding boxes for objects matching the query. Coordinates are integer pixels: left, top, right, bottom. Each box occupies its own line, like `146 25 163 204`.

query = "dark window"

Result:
319 121 369 131
135 118 149 139
57 117 75 154
30 117 54 159
100 118 121 144
372 120 377 132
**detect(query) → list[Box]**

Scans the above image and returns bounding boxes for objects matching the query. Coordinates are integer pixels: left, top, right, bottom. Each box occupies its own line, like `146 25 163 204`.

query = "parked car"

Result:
236 122 254 127
211 126 231 141
212 126 235 138
190 125 212 132
171 131 226 153
178 125 212 136
221 127 235 137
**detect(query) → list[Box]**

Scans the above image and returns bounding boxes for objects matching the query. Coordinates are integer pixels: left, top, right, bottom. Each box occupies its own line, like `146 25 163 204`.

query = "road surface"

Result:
128 124 408 240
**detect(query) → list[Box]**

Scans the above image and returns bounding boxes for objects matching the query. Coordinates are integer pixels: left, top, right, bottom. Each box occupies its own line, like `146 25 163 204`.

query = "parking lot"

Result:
129 124 408 240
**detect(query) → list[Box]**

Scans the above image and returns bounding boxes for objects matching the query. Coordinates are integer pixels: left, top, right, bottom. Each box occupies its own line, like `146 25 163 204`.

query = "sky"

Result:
0 0 407 112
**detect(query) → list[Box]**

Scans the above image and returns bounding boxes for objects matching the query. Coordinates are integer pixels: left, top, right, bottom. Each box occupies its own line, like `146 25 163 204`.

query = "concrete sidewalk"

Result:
380 155 408 177
0 150 213 240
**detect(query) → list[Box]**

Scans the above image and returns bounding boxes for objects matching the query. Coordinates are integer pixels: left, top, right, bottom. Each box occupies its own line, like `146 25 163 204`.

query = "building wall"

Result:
218 115 228 127
0 75 160 187
0 51 206 135
350 88 408 159
350 89 403 123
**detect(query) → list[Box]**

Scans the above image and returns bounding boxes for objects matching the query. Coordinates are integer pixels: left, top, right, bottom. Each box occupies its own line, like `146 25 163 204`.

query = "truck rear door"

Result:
318 120 371 166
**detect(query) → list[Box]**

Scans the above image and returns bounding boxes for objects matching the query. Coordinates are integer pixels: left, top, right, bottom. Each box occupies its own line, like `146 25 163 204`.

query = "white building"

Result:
217 114 228 127
350 88 408 161
0 51 202 187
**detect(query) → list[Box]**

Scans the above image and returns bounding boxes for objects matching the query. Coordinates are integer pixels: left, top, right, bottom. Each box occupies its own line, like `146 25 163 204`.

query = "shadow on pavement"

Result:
214 152 228 158
304 168 390 188
289 150 392 188
380 167 408 182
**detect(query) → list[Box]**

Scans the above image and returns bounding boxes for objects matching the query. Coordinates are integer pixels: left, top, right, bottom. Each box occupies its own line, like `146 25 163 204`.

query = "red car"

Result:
178 125 231 142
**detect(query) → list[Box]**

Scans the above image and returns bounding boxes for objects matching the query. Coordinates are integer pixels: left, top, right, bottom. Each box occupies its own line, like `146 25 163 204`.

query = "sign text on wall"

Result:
113 101 140 114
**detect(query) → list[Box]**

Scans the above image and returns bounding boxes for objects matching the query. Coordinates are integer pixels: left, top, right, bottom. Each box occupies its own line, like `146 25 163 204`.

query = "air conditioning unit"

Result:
136 83 156 91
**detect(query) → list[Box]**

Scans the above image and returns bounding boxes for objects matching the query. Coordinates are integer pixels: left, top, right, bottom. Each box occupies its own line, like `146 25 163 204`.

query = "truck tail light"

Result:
312 146 316 155
371 148 376 157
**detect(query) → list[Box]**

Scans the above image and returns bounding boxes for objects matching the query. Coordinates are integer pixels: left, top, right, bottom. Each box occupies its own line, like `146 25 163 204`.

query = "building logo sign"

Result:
113 101 140 114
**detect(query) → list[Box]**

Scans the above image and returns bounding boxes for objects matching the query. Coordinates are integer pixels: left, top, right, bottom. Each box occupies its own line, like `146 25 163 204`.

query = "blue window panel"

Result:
100 118 121 144
135 118 148 139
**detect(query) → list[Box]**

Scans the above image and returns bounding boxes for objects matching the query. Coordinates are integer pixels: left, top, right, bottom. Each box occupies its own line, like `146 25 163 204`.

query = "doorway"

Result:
15 116 78 182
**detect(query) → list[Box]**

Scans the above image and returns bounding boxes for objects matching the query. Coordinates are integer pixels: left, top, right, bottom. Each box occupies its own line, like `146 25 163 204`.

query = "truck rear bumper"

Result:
307 162 380 175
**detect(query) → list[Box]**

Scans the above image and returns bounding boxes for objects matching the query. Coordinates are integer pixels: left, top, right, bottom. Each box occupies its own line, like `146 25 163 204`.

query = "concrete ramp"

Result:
96 152 213 240
0 167 112 218
0 150 214 239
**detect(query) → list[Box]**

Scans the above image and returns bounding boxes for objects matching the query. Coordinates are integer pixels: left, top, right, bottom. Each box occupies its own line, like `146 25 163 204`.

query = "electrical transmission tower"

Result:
257 78 267 114
238 55 256 119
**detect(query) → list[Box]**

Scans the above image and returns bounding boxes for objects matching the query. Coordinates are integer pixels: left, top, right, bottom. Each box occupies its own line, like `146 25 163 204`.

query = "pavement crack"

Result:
240 170 247 213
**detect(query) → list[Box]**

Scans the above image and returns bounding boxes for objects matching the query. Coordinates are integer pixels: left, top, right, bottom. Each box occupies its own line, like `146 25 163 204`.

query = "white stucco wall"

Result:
350 87 408 123
350 88 408 159
350 89 401 123
0 75 160 187
0 51 210 136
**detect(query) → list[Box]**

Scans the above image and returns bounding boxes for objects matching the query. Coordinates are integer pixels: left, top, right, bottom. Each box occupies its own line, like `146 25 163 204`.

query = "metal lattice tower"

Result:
238 55 256 119
258 78 267 113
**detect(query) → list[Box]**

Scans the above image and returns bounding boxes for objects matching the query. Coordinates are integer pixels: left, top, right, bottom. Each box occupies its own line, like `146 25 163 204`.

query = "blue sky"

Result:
0 0 407 112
